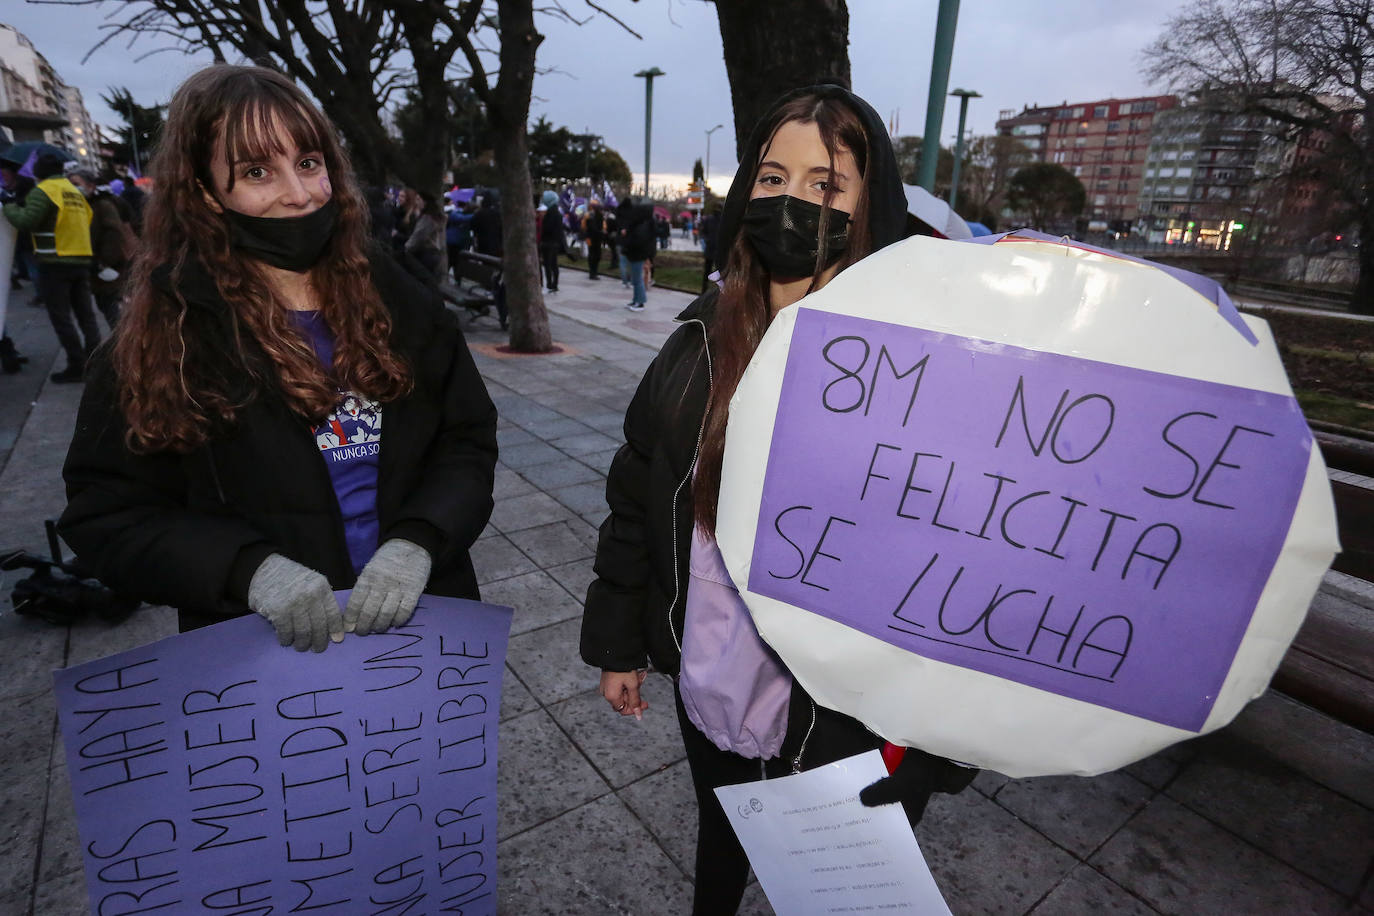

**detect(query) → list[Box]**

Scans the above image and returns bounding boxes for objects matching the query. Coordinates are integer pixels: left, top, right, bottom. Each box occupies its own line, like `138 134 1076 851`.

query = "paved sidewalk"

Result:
1 271 1372 914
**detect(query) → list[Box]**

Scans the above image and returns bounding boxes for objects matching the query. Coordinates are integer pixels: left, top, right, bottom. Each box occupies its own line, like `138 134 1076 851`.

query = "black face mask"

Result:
741 194 851 278
224 197 338 272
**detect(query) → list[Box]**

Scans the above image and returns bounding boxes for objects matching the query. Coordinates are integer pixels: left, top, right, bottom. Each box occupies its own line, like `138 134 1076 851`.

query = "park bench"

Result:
1272 431 1374 734
442 251 503 322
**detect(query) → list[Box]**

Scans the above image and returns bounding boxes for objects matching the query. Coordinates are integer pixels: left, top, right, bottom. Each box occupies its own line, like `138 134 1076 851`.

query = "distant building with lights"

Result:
0 22 102 171
996 94 1178 232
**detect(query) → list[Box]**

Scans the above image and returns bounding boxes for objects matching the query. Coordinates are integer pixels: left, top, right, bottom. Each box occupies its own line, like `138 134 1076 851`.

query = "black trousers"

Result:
675 682 883 915
539 241 559 291
37 264 100 369
587 238 602 277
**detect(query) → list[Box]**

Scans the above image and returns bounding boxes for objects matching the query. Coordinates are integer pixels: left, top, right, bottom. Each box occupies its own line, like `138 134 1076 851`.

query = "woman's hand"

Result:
599 669 649 719
248 553 344 652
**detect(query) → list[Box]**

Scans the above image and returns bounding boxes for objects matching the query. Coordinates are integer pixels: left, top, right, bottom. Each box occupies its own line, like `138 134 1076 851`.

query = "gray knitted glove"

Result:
247 554 344 653
345 539 432 635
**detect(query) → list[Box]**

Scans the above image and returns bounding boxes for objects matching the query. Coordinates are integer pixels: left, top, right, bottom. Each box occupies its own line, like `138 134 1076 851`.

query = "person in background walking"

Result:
699 202 721 294
67 166 135 327
581 85 976 915
583 199 605 280
604 206 621 286
469 193 508 329
539 189 562 293
59 63 497 649
2 152 101 383
404 189 447 286
616 197 653 312
655 213 671 250
392 185 421 257
446 194 473 284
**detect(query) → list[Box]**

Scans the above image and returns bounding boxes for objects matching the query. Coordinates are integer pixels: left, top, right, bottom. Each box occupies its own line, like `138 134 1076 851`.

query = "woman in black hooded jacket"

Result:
581 86 973 913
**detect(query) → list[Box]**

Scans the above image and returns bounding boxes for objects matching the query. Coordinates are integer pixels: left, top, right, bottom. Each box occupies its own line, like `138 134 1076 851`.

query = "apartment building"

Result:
996 95 1178 231
0 22 102 171
1137 104 1286 248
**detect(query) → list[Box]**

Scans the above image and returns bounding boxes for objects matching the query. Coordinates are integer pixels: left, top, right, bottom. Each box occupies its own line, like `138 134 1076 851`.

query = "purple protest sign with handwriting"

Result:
54 595 511 916
748 308 1310 731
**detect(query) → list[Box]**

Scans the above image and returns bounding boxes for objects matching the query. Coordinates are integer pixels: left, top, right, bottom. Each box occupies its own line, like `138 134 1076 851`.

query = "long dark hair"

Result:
113 64 412 454
694 93 875 534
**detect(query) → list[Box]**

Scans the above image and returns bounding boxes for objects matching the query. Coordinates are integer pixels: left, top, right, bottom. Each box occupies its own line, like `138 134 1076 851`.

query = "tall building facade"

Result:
996 95 1178 231
0 22 102 171
1136 104 1286 248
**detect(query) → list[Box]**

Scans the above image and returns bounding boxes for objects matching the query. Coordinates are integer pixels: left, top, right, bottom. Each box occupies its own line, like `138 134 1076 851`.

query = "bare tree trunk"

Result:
490 0 552 351
711 0 850 164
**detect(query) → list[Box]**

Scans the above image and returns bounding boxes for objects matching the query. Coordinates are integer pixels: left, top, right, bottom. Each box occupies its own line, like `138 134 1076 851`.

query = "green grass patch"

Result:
559 251 705 295
1294 390 1374 431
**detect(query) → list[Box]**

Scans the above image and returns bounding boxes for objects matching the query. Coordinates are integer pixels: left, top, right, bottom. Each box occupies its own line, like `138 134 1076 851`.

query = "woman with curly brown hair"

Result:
59 65 497 650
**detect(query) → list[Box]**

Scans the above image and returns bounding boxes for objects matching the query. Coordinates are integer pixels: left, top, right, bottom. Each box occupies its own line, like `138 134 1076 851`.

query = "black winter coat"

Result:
581 290 716 675
60 253 498 632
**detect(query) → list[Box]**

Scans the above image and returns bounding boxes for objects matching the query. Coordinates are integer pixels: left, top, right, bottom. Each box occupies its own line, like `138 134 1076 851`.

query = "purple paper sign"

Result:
748 309 1310 731
54 596 512 915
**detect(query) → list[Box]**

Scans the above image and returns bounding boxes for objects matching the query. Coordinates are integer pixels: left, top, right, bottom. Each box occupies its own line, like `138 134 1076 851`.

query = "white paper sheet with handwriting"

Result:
714 750 951 914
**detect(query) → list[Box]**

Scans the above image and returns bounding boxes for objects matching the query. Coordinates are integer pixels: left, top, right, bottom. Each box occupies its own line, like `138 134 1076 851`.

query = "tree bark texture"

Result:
489 0 553 351
711 0 851 165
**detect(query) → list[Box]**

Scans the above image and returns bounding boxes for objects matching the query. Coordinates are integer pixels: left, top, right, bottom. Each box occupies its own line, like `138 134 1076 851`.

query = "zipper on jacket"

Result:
667 317 712 654
791 702 817 774
206 449 228 505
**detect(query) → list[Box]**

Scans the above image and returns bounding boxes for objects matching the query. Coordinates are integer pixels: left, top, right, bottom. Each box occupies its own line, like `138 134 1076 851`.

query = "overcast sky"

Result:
3 0 1191 192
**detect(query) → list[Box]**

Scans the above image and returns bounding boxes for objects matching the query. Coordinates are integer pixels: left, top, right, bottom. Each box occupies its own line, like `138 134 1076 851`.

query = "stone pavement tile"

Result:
549 430 621 457
1 687 56 771
489 492 575 533
500 664 538 721
580 510 609 531
546 558 595 605
1028 865 1157 915
516 458 603 491
739 882 777 915
493 465 537 498
0 891 29 915
66 605 177 667
917 789 1077 915
498 440 568 470
1122 740 1200 791
0 613 66 703
491 398 562 427
0 765 47 899
497 425 537 448
994 771 1154 858
550 481 610 517
1222 691 1374 810
37 765 80 887
505 618 594 706
33 871 88 915
519 416 596 441
1090 796 1348 914
573 410 628 436
497 794 693 914
618 760 697 876
1164 740 1374 897
482 571 583 636
471 534 539 586
507 521 597 569
577 447 621 477
549 677 683 789
972 768 1011 798
495 708 608 840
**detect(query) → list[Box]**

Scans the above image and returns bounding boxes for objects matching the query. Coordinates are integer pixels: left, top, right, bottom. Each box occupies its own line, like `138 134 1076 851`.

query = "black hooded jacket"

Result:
581 85 908 679
59 252 498 632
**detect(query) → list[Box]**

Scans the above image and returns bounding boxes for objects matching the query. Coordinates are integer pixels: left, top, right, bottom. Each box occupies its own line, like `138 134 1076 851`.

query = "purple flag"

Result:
55 596 512 915
747 308 1310 732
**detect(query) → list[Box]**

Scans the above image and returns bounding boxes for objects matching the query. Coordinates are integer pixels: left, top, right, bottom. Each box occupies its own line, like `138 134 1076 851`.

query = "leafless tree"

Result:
61 0 637 350
1142 0 1374 313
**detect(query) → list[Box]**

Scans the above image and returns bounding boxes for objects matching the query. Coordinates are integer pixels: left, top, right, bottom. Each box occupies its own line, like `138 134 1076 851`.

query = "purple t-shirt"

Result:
289 310 381 573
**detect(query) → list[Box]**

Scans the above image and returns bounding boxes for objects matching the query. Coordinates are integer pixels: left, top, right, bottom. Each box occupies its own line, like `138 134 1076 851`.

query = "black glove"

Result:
859 748 978 826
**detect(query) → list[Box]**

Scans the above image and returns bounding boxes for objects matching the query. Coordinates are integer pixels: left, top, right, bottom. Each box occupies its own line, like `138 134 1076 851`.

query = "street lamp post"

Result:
917 0 961 191
947 88 981 212
705 123 723 193
634 67 666 197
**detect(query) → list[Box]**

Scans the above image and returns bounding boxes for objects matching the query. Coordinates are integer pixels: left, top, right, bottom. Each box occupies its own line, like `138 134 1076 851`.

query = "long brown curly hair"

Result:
693 94 875 534
113 65 412 453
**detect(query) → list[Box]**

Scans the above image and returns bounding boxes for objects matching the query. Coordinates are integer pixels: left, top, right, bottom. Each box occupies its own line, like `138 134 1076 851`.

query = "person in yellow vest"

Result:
2 152 101 383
